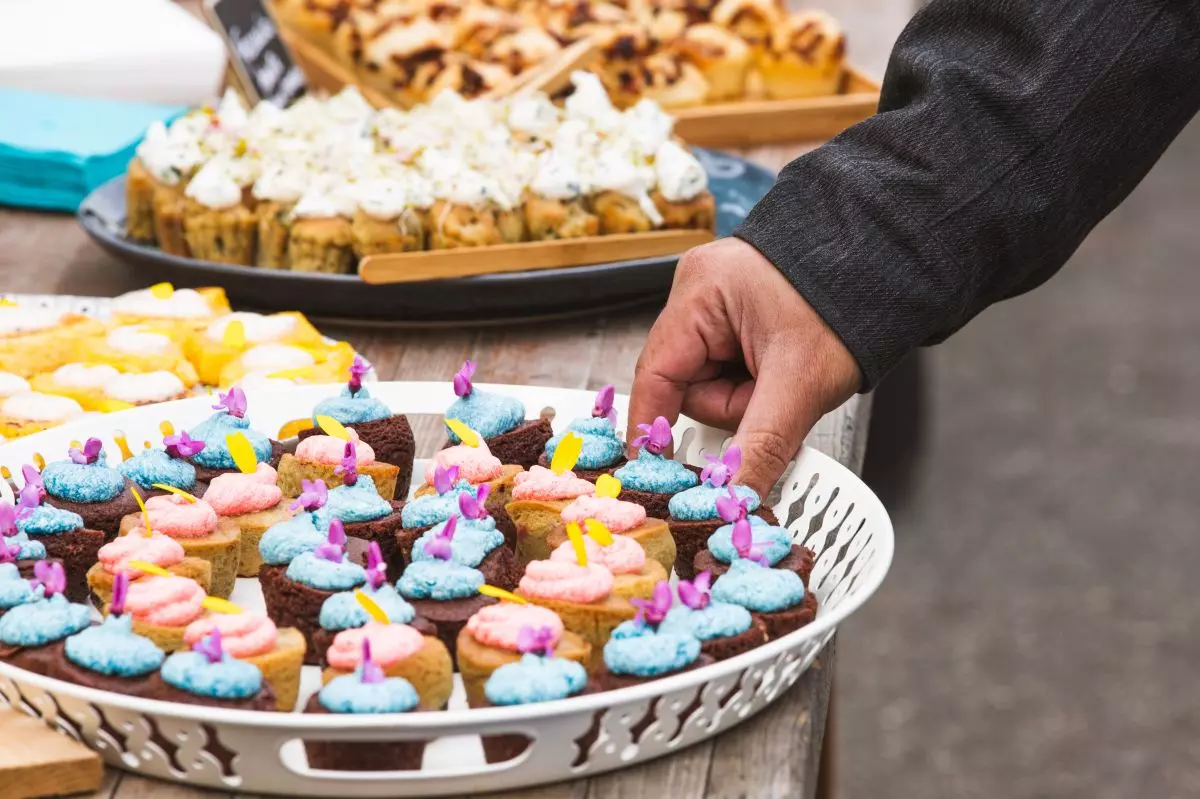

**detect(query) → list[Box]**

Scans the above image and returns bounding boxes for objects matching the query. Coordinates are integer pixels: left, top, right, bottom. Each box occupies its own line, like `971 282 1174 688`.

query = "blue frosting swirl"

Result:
602 621 700 677
118 448 197 491
706 519 792 566
668 484 760 521
0 594 91 646
446 389 525 441
6 530 46 560
313 386 392 425
658 602 753 641
190 411 272 469
42 458 125 503
286 551 367 591
710 559 806 613
613 449 700 494
18 504 84 535
319 671 419 714
258 513 325 566
65 614 164 677
485 654 588 705
545 417 624 469
411 518 502 568
396 560 483 600
319 584 415 631
400 480 478 528
312 476 392 528
0 563 35 610
161 651 263 700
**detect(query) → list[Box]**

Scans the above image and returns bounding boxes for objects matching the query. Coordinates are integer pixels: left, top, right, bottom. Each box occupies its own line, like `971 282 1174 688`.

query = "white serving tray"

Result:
0 382 893 796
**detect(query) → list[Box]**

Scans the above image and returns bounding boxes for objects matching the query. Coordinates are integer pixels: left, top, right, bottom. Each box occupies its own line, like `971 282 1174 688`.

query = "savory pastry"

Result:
677 23 752 101
453 5 522 59
639 51 710 108
758 9 846 99
350 177 428 257
651 140 716 230
183 155 259 266
710 0 782 52
428 56 513 100
287 183 359 274
486 26 561 76
360 17 455 108
128 116 207 255
253 159 310 269
524 150 601 240
427 170 526 248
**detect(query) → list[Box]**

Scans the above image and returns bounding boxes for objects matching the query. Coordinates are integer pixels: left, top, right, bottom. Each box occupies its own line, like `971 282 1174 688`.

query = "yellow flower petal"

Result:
225 432 259 474
149 282 175 299
584 518 613 546
129 486 153 537
125 560 170 577
444 418 481 448
222 320 247 350
202 596 243 614
159 420 175 437
151 484 198 503
277 418 316 440
565 521 588 566
594 474 622 499
479 585 528 604
354 589 391 624
550 432 583 475
32 453 45 471
315 414 351 441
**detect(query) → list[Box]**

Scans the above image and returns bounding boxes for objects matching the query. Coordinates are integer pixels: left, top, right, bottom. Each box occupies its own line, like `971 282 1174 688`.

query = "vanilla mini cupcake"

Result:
120 574 209 652
253 159 309 269
86 529 212 606
184 612 307 711
118 494 241 598
350 177 428 256
321 621 454 712
287 183 358 274
651 141 716 231
516 558 634 670
548 532 667 602
203 463 294 578
278 428 401 502
505 465 595 562
183 155 259 265
545 490 677 577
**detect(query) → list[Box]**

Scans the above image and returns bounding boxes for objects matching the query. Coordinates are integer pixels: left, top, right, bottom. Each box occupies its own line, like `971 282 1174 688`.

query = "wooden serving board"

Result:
0 708 103 799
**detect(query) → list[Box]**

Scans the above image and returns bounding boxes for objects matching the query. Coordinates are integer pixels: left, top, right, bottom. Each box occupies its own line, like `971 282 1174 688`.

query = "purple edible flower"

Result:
631 417 673 456
68 437 103 465
193 630 224 664
591 384 617 426
20 465 45 505
423 515 457 561
457 484 490 521
212 387 247 419
33 560 66 598
677 571 712 610
452 359 476 398
334 441 358 486
348 356 371 396
700 445 741 488
0 501 19 537
314 519 346 563
0 539 18 565
110 572 130 617
432 464 459 496
516 625 556 657
365 541 386 591
715 487 751 524
630 580 673 627
289 479 328 512
360 638 385 684
730 519 770 567
164 429 205 459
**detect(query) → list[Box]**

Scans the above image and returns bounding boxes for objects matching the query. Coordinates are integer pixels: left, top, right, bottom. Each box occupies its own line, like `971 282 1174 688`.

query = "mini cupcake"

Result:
152 629 275 710
588 614 713 692
305 640 426 771
666 445 776 580
658 571 766 661
256 491 328 609
694 501 814 583
182 156 258 266
538 386 627 480
651 141 716 232
287 183 358 274
0 562 38 621
417 434 523 548
396 480 500 568
395 464 479 558
516 557 633 671
322 621 455 712
544 485 676 577
312 541 437 667
278 428 400 502
0 562 92 676
117 431 204 498
309 469 403 570
505 464 596 563
86 528 212 606
710 555 819 639
547 527 668 601
187 387 282 483
445 360 552 470
396 533 495 659
203 460 294 578
408 512 521 591
16 471 105 604
299 357 416 498
58 573 166 697
456 603 590 709
183 612 307 711
118 493 241 598
0 498 48 584
120 573 209 652
39 438 140 540
612 416 700 518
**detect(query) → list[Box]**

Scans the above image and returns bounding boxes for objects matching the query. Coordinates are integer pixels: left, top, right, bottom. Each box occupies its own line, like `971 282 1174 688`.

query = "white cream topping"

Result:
0 372 30 397
239 370 299 390
564 71 622 132
531 151 587 200
253 161 310 203
136 120 205 185
185 159 243 210
112 287 213 318
206 312 297 344
356 178 411 221
52 363 120 389
508 95 562 139
654 141 708 202
106 326 173 356
103 371 186 403
292 183 359 219
239 344 315 371
0 307 64 336
1 392 83 422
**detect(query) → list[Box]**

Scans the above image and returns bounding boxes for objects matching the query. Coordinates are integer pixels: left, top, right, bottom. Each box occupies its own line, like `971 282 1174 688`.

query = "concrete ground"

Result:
840 102 1200 796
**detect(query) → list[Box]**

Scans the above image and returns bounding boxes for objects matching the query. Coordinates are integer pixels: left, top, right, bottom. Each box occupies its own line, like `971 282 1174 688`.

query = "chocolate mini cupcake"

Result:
187 387 281 483
505 464 596 563
204 459 295 578
1 499 48 587
299 357 416 499
0 562 91 676
16 485 104 604
394 464 479 567
117 432 204 498
416 436 523 549
152 629 275 710
311 472 403 570
544 488 677 578
322 621 454 712
305 639 426 771
396 539 496 660
445 360 551 470
538 386 627 481
256 499 328 623
408 513 521 591
658 571 766 661
710 557 819 639
0 563 38 621
184 612 307 712
39 438 140 540
694 511 814 583
588 613 713 692
279 428 400 502
612 416 700 519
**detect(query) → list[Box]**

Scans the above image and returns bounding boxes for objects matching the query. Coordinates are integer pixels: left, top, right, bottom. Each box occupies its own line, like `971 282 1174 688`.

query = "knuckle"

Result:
742 428 796 474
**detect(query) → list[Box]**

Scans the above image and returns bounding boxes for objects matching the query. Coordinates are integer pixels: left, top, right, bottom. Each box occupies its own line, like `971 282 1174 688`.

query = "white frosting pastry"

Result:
112 287 213 318
1 392 83 422
106 326 173 356
206 312 297 344
185 158 244 210
0 371 30 398
654 141 708 202
239 344 315 372
0 307 64 336
52 363 120 389
103 371 186 404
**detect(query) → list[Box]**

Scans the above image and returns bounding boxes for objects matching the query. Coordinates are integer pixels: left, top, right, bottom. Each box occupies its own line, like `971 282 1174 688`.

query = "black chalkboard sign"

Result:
203 0 307 107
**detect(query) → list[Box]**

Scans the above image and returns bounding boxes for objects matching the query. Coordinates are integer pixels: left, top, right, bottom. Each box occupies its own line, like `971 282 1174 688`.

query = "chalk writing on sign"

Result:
205 0 306 106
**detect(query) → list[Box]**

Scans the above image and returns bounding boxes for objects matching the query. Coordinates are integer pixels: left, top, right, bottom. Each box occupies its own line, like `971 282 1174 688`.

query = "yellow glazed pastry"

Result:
83 325 199 387
185 311 325 387
0 305 105 377
0 392 85 439
110 285 231 334
30 363 122 411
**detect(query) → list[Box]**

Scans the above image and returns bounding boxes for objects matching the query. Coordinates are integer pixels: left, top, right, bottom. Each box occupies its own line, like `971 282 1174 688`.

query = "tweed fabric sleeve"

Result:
734 0 1200 389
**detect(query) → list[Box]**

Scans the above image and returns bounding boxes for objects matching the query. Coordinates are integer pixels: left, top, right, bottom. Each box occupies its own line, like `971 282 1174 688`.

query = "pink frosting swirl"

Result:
141 494 218 539
183 613 278 658
98 531 185 575
204 463 283 515
424 441 503 485
518 560 614 604
296 428 375 466
549 534 645 575
511 465 596 501
123 575 206 626
560 495 646 533
465 604 565 651
327 622 425 670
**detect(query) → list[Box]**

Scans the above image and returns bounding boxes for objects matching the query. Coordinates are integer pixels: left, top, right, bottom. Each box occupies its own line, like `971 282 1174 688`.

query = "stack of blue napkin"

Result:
0 89 186 212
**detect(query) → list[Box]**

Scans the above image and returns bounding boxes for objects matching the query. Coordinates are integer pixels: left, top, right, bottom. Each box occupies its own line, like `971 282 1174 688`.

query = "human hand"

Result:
627 237 861 495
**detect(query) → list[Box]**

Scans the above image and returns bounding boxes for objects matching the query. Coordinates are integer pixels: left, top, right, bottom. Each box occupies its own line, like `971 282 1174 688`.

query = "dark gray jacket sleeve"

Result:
734 0 1200 389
